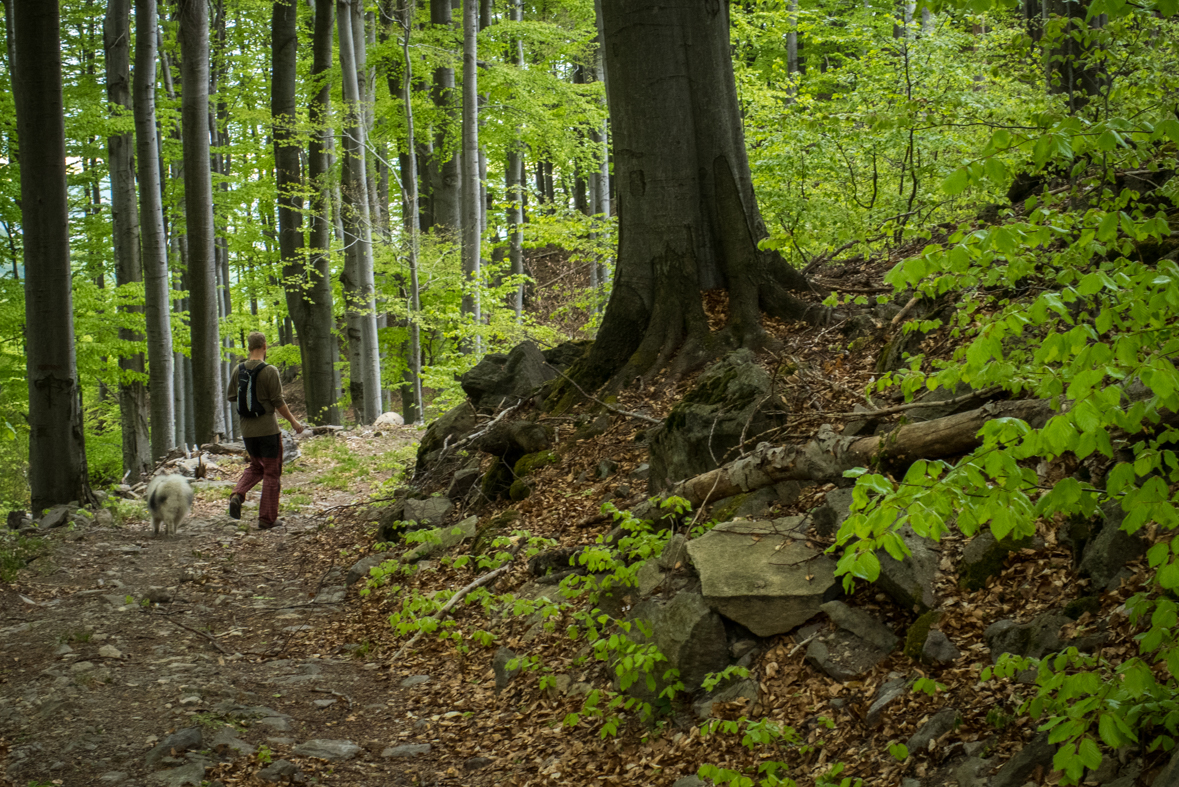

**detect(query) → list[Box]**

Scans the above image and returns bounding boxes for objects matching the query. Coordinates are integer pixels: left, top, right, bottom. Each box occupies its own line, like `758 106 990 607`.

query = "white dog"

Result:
145 474 194 537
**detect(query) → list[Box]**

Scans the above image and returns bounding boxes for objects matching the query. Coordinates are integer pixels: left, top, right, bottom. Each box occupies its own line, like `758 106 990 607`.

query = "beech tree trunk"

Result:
105 0 151 482
576 0 823 392
12 0 90 509
398 0 424 423
428 0 461 235
274 0 339 425
337 0 383 424
178 0 221 443
460 0 480 348
505 0 525 320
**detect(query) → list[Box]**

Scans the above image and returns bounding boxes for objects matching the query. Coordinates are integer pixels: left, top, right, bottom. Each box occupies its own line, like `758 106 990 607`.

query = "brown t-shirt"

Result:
226 360 284 438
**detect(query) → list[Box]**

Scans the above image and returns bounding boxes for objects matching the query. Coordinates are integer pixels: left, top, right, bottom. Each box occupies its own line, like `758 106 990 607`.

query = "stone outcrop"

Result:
687 518 837 637
461 341 557 413
415 402 478 470
648 350 788 493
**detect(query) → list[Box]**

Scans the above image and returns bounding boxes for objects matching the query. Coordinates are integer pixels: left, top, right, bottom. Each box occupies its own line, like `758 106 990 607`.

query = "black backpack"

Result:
237 362 268 419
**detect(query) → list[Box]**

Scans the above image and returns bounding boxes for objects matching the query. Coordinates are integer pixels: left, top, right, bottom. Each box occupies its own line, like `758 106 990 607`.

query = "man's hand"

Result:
294 422 306 435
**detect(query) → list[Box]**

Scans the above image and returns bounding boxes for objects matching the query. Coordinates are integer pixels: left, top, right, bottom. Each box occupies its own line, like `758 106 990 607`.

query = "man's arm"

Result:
276 403 305 434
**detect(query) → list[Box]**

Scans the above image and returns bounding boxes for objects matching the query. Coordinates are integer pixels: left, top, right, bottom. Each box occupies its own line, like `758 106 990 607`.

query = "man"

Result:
226 331 304 529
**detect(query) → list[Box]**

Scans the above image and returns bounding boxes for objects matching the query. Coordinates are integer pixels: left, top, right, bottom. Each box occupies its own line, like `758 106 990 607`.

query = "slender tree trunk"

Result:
398 0 424 423
506 0 524 320
461 0 481 351
280 0 341 425
337 0 383 423
786 0 799 76
178 0 220 443
429 0 461 235
589 0 611 312
2 0 15 84
12 0 91 509
210 0 231 439
105 0 151 482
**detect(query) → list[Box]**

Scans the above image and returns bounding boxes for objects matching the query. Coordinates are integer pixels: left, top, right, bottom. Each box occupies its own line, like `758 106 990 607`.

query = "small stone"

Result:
922 630 962 665
382 743 431 758
98 645 123 659
56 644 74 656
464 756 493 771
399 675 431 688
596 458 619 479
492 647 521 693
72 661 96 672
312 699 337 708
255 717 291 732
145 587 174 604
145 727 203 769
257 760 299 783
178 696 201 706
291 739 360 761
313 585 347 604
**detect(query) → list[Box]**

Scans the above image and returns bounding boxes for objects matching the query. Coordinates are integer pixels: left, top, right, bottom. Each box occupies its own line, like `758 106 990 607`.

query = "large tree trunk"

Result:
12 0 90 509
178 0 221 443
137 0 175 463
283 0 341 426
1044 0 1102 112
398 0 424 424
460 0 480 350
575 0 823 392
105 0 151 483
337 0 383 424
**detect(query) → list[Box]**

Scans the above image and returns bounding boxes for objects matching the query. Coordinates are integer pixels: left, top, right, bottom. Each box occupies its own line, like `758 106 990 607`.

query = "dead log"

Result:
662 399 1053 512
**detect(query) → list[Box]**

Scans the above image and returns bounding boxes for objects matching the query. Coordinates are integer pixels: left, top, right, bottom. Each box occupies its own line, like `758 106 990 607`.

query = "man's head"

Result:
247 331 267 357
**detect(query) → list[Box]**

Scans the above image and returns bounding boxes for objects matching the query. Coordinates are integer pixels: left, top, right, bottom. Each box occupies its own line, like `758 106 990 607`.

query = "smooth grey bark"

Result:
398 0 424 423
286 0 341 425
337 0 383 423
178 0 221 443
105 0 151 482
460 0 480 349
575 0 822 392
428 0 461 234
588 0 610 312
210 0 231 440
12 0 90 509
786 0 799 75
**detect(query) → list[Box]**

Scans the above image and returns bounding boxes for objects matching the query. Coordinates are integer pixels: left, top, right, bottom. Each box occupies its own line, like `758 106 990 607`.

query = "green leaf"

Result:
943 167 971 195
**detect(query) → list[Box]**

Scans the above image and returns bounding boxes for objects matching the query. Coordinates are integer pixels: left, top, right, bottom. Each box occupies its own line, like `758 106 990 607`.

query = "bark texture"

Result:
460 0 480 344
577 0 822 392
336 0 383 423
12 0 90 509
427 0 461 234
178 0 221 443
275 0 340 425
105 0 151 482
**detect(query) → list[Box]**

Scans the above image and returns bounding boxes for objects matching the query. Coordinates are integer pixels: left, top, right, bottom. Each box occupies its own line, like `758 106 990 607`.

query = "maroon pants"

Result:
233 439 283 525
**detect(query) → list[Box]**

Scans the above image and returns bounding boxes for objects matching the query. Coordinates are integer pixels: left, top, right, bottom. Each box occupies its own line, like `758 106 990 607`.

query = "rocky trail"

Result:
0 428 478 787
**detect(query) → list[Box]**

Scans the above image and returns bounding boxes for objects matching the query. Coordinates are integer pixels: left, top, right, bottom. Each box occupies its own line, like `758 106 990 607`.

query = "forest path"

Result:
0 428 456 787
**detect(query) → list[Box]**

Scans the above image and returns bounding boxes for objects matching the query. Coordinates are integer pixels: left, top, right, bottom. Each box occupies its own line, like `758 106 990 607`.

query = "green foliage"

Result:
0 530 43 583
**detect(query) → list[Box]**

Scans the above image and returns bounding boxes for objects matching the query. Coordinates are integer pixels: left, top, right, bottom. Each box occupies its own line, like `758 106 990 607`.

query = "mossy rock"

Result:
480 459 516 502
471 509 521 555
513 450 557 477
509 479 533 501
904 610 942 660
1063 595 1101 620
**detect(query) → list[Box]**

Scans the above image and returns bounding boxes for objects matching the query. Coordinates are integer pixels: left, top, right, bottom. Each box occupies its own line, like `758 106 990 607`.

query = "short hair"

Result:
247 331 267 351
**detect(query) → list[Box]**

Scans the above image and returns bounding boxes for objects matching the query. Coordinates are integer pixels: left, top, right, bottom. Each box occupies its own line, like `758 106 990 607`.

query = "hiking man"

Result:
226 331 305 529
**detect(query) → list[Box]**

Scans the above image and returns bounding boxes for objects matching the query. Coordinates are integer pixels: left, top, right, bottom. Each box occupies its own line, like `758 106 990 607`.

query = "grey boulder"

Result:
291 739 360 761
687 518 837 637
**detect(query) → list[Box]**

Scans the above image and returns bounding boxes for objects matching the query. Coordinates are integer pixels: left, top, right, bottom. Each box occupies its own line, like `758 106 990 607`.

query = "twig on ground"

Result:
152 612 231 655
824 385 1002 418
890 295 921 329
544 364 662 425
391 544 524 660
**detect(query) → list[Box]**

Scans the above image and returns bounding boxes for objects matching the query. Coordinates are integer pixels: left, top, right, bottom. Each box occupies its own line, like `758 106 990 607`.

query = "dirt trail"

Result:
0 429 473 787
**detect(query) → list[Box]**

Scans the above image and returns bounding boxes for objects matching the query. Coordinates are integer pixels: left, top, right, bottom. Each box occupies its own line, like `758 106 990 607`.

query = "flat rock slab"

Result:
805 630 890 681
292 739 361 761
382 743 432 758
687 519 836 636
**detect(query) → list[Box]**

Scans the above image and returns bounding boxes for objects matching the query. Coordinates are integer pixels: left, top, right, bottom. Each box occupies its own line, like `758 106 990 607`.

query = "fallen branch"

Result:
824 386 1003 419
391 546 524 661
152 612 231 656
657 398 1053 511
545 363 662 425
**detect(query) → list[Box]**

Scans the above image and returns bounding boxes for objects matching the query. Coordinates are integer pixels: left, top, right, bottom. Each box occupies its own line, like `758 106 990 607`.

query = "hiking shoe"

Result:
258 519 283 530
228 494 243 520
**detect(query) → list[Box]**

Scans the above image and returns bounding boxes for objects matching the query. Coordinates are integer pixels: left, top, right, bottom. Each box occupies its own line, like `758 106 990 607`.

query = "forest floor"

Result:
0 427 495 787
0 256 1161 787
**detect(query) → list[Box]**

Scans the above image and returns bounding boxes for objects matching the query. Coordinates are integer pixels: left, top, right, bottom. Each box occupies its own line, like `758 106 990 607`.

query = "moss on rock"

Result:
471 509 521 555
904 610 942 660
513 450 557 477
